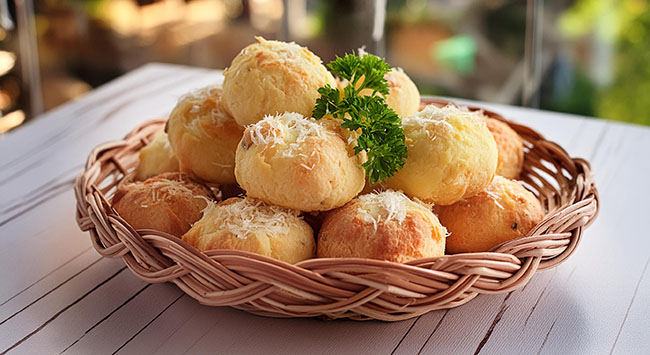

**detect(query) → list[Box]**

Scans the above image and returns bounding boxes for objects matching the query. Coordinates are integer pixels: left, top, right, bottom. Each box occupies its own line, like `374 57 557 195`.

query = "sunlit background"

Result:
0 0 649 134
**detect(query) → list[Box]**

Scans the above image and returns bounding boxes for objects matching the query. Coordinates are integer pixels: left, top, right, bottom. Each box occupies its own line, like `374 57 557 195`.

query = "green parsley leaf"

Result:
312 53 407 184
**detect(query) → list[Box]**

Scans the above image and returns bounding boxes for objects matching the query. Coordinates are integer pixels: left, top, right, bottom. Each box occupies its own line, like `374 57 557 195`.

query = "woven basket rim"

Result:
74 98 599 321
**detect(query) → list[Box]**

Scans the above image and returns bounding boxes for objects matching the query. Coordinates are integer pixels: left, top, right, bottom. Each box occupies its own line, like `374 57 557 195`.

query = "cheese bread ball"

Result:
182 197 315 264
222 37 336 126
339 67 420 119
112 172 215 236
235 112 365 211
360 68 420 118
383 68 420 118
167 85 244 184
436 176 544 253
385 104 498 205
317 190 446 263
486 118 525 179
135 131 179 181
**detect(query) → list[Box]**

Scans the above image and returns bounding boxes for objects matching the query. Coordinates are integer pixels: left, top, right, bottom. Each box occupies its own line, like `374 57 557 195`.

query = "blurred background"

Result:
0 0 649 134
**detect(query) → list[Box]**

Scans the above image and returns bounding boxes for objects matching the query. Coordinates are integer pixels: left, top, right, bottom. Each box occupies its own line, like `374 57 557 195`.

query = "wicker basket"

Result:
74 98 599 321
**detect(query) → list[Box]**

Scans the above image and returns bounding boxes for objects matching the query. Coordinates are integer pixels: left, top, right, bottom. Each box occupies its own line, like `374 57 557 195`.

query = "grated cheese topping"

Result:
209 107 231 127
179 84 221 103
403 104 486 139
206 198 302 239
357 190 424 230
140 178 208 208
357 190 449 237
482 177 511 211
385 67 406 88
178 85 232 131
253 36 310 64
484 190 505 210
248 116 282 148
247 112 331 160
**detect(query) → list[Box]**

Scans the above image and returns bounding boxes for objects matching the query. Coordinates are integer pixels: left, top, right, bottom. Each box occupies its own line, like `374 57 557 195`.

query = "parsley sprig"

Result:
312 53 407 183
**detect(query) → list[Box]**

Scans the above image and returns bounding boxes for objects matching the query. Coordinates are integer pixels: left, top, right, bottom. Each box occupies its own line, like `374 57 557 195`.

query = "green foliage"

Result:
597 4 650 126
559 0 650 125
312 54 407 183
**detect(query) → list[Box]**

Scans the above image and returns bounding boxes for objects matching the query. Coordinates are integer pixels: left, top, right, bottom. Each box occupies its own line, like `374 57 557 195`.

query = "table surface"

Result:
1 63 649 355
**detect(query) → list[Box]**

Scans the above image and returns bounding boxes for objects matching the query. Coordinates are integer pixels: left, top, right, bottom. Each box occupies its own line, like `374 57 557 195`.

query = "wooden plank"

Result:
611 255 650 354
60 283 183 355
114 295 199 355
0 258 126 352
4 269 147 354
391 311 448 355
120 292 415 355
177 310 413 355
0 193 92 303
0 247 98 321
0 161 79 212
414 293 514 354
137 296 229 355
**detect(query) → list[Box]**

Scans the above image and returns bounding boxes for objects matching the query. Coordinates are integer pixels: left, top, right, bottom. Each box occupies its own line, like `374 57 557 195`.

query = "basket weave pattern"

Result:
74 99 599 321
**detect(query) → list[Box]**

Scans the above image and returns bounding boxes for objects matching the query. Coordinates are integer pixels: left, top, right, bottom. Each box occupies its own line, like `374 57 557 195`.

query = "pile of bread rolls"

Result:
112 37 544 264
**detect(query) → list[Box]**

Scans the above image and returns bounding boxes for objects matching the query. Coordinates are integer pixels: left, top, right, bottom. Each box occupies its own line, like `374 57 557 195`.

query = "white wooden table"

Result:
1 63 648 355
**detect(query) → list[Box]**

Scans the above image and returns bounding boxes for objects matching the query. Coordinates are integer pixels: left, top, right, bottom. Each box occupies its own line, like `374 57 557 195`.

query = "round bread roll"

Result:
317 190 447 263
222 37 336 126
339 67 420 119
112 172 215 236
385 104 498 205
167 85 244 184
486 118 525 179
182 197 315 264
436 176 544 253
382 68 420 118
360 68 420 118
135 131 179 181
235 112 365 211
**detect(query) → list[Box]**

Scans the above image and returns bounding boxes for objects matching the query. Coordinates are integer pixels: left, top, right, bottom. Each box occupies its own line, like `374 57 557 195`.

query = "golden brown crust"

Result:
436 176 544 253
385 104 498 205
383 69 420 118
112 172 215 237
317 191 446 263
135 131 179 181
182 197 315 264
350 68 420 118
222 37 336 126
486 118 524 179
167 86 244 184
235 113 365 211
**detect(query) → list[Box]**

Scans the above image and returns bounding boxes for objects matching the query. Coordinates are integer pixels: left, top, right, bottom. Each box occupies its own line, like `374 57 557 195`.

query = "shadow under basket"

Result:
74 98 599 321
